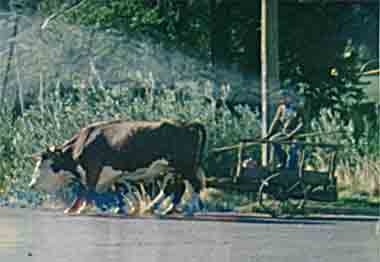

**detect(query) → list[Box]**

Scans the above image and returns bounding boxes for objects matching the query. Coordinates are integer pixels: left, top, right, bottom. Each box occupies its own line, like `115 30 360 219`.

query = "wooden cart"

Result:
206 139 340 217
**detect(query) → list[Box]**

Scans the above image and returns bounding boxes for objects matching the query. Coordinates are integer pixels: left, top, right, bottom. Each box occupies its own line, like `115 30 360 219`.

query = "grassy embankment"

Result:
0 86 378 214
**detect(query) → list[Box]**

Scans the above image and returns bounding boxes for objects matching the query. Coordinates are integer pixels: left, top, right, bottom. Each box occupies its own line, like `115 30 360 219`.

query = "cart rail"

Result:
211 139 342 154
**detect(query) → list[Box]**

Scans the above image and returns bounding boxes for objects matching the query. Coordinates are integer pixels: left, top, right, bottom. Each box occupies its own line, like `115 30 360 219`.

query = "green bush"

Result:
308 108 379 197
0 84 259 205
1 83 378 206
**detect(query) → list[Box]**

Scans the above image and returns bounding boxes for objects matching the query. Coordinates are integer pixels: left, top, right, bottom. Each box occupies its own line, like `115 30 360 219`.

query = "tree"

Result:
0 13 19 107
209 0 232 67
0 1 10 10
23 0 380 122
278 3 376 124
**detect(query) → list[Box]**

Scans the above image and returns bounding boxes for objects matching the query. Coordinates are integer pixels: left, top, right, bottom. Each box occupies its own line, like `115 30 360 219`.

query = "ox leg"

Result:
138 183 152 204
114 183 137 214
182 168 206 215
146 174 175 213
65 167 101 214
185 192 203 216
64 190 88 214
120 183 139 215
152 175 186 215
63 181 87 214
64 198 83 214
166 180 185 207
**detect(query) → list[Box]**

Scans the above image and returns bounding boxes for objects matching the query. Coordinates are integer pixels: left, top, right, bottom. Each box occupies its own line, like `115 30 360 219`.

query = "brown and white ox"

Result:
29 120 206 214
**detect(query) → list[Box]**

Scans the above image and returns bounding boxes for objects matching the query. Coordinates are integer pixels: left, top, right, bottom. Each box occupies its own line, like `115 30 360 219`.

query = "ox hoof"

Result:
116 205 130 215
183 194 203 216
154 202 175 216
64 198 87 214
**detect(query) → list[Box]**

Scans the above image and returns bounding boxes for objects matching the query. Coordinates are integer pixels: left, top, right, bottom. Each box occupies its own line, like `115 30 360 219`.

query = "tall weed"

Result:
309 109 379 197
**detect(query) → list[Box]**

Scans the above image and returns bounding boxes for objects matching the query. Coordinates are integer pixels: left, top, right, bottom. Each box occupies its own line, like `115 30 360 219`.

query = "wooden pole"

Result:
233 142 244 182
261 0 279 166
261 0 268 166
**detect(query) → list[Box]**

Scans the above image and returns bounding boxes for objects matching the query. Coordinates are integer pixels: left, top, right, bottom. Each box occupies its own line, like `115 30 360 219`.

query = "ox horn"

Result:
25 151 42 161
29 153 41 162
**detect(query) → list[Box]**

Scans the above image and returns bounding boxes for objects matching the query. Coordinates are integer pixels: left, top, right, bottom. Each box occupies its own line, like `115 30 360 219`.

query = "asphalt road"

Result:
0 207 379 262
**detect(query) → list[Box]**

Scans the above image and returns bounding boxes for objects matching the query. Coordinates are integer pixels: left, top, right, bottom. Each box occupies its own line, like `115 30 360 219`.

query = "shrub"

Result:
309 109 379 197
0 83 260 206
1 84 378 206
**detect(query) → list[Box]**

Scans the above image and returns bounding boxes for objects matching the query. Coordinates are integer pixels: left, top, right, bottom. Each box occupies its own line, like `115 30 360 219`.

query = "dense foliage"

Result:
0 85 260 203
1 0 376 128
0 1 378 205
1 85 378 206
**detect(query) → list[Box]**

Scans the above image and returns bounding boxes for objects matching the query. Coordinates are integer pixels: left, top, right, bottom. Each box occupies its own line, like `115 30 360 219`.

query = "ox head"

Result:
29 145 77 193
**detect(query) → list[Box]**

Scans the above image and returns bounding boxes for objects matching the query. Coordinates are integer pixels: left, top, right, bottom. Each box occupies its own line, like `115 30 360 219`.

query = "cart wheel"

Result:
283 197 306 216
287 197 306 211
258 173 288 217
284 182 310 214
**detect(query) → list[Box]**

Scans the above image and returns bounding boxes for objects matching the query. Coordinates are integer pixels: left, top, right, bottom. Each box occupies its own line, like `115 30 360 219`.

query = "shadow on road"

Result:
33 208 380 225
81 212 337 226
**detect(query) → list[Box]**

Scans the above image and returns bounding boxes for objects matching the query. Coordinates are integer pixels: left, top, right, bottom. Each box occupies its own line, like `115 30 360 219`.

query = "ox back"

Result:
59 120 206 193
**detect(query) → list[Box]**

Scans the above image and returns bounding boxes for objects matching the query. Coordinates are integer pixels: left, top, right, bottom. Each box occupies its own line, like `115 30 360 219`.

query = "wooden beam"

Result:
363 69 380 76
261 0 279 166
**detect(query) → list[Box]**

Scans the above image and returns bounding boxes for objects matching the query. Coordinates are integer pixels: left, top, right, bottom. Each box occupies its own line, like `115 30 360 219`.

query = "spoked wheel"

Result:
258 173 288 217
283 182 310 215
258 174 310 217
286 196 306 213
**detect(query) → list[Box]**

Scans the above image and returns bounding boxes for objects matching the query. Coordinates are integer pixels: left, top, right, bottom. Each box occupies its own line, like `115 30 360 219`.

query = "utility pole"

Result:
261 0 279 166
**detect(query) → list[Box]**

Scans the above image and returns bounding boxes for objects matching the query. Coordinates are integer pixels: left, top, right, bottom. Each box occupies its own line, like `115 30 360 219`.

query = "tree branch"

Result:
41 0 88 29
1 13 19 108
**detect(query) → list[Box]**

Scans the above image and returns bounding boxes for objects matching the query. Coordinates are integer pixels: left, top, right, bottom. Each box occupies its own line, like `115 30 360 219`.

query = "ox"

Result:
29 119 206 214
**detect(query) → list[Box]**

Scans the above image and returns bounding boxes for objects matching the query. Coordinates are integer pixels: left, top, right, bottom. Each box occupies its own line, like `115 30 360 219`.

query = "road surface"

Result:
0 207 378 262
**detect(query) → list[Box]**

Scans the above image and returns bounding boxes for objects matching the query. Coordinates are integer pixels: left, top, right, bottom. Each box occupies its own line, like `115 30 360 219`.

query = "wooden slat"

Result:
233 142 244 182
240 139 342 149
206 170 331 191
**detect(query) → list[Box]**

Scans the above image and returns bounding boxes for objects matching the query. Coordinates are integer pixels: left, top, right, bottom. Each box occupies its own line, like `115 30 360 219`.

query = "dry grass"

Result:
335 157 380 198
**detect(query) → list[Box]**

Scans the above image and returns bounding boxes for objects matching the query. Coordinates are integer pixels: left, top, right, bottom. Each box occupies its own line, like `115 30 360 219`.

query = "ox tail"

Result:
186 122 207 188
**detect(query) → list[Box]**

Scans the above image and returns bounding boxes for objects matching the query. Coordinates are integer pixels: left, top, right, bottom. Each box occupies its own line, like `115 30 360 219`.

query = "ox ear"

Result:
47 145 57 156
47 145 56 153
46 144 64 158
